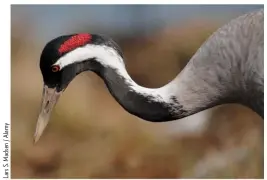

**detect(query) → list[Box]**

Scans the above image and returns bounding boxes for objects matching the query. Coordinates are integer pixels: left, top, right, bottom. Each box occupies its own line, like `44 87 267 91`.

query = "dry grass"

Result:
11 21 263 178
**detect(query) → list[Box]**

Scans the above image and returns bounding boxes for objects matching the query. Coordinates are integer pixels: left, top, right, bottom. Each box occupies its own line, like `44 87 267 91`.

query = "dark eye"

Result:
51 65 60 72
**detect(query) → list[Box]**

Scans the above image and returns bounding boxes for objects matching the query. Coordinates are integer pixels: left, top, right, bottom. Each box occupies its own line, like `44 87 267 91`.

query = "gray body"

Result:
182 9 264 117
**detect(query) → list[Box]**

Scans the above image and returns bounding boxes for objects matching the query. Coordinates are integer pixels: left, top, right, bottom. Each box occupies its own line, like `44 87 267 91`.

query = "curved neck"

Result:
57 41 263 121
87 57 225 122
94 61 188 121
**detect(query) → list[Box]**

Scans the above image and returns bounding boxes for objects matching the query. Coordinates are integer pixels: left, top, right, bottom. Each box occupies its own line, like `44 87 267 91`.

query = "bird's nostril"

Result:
44 101 50 111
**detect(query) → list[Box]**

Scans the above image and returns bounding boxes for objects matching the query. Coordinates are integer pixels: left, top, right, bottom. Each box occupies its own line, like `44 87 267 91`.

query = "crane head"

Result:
34 33 123 143
34 33 93 143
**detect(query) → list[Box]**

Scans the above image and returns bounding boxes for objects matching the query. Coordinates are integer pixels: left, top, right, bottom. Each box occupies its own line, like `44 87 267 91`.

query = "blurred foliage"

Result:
11 20 263 178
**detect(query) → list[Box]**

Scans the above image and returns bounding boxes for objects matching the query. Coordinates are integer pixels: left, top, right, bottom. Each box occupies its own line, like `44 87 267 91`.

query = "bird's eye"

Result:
51 65 60 72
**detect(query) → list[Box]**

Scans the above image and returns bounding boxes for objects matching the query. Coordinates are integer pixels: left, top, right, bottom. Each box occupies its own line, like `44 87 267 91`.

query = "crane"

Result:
34 9 263 143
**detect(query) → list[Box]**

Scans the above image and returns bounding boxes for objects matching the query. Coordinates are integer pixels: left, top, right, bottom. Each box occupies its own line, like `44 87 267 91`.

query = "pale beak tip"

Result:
33 131 40 144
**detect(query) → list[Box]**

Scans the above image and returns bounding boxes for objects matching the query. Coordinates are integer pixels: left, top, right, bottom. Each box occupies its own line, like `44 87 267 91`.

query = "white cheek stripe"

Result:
52 44 174 104
53 44 124 70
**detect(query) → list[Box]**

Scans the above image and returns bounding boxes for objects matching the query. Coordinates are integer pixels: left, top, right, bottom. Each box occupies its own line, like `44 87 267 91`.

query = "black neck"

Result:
88 60 187 122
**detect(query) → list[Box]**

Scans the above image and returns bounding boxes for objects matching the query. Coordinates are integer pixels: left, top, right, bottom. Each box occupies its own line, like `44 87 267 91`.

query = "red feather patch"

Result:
58 33 92 55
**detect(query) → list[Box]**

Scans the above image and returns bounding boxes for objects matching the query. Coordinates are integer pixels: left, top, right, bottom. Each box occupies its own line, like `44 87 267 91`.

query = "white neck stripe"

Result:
53 44 124 69
53 44 174 104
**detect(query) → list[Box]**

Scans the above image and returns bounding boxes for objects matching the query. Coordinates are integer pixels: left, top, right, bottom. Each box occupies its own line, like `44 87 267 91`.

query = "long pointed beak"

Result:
34 85 62 143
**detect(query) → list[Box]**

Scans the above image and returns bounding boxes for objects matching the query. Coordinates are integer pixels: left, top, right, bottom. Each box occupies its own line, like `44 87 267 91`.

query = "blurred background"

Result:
11 5 263 178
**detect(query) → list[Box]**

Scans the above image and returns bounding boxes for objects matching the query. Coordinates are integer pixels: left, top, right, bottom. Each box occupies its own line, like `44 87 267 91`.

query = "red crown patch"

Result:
58 33 92 55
